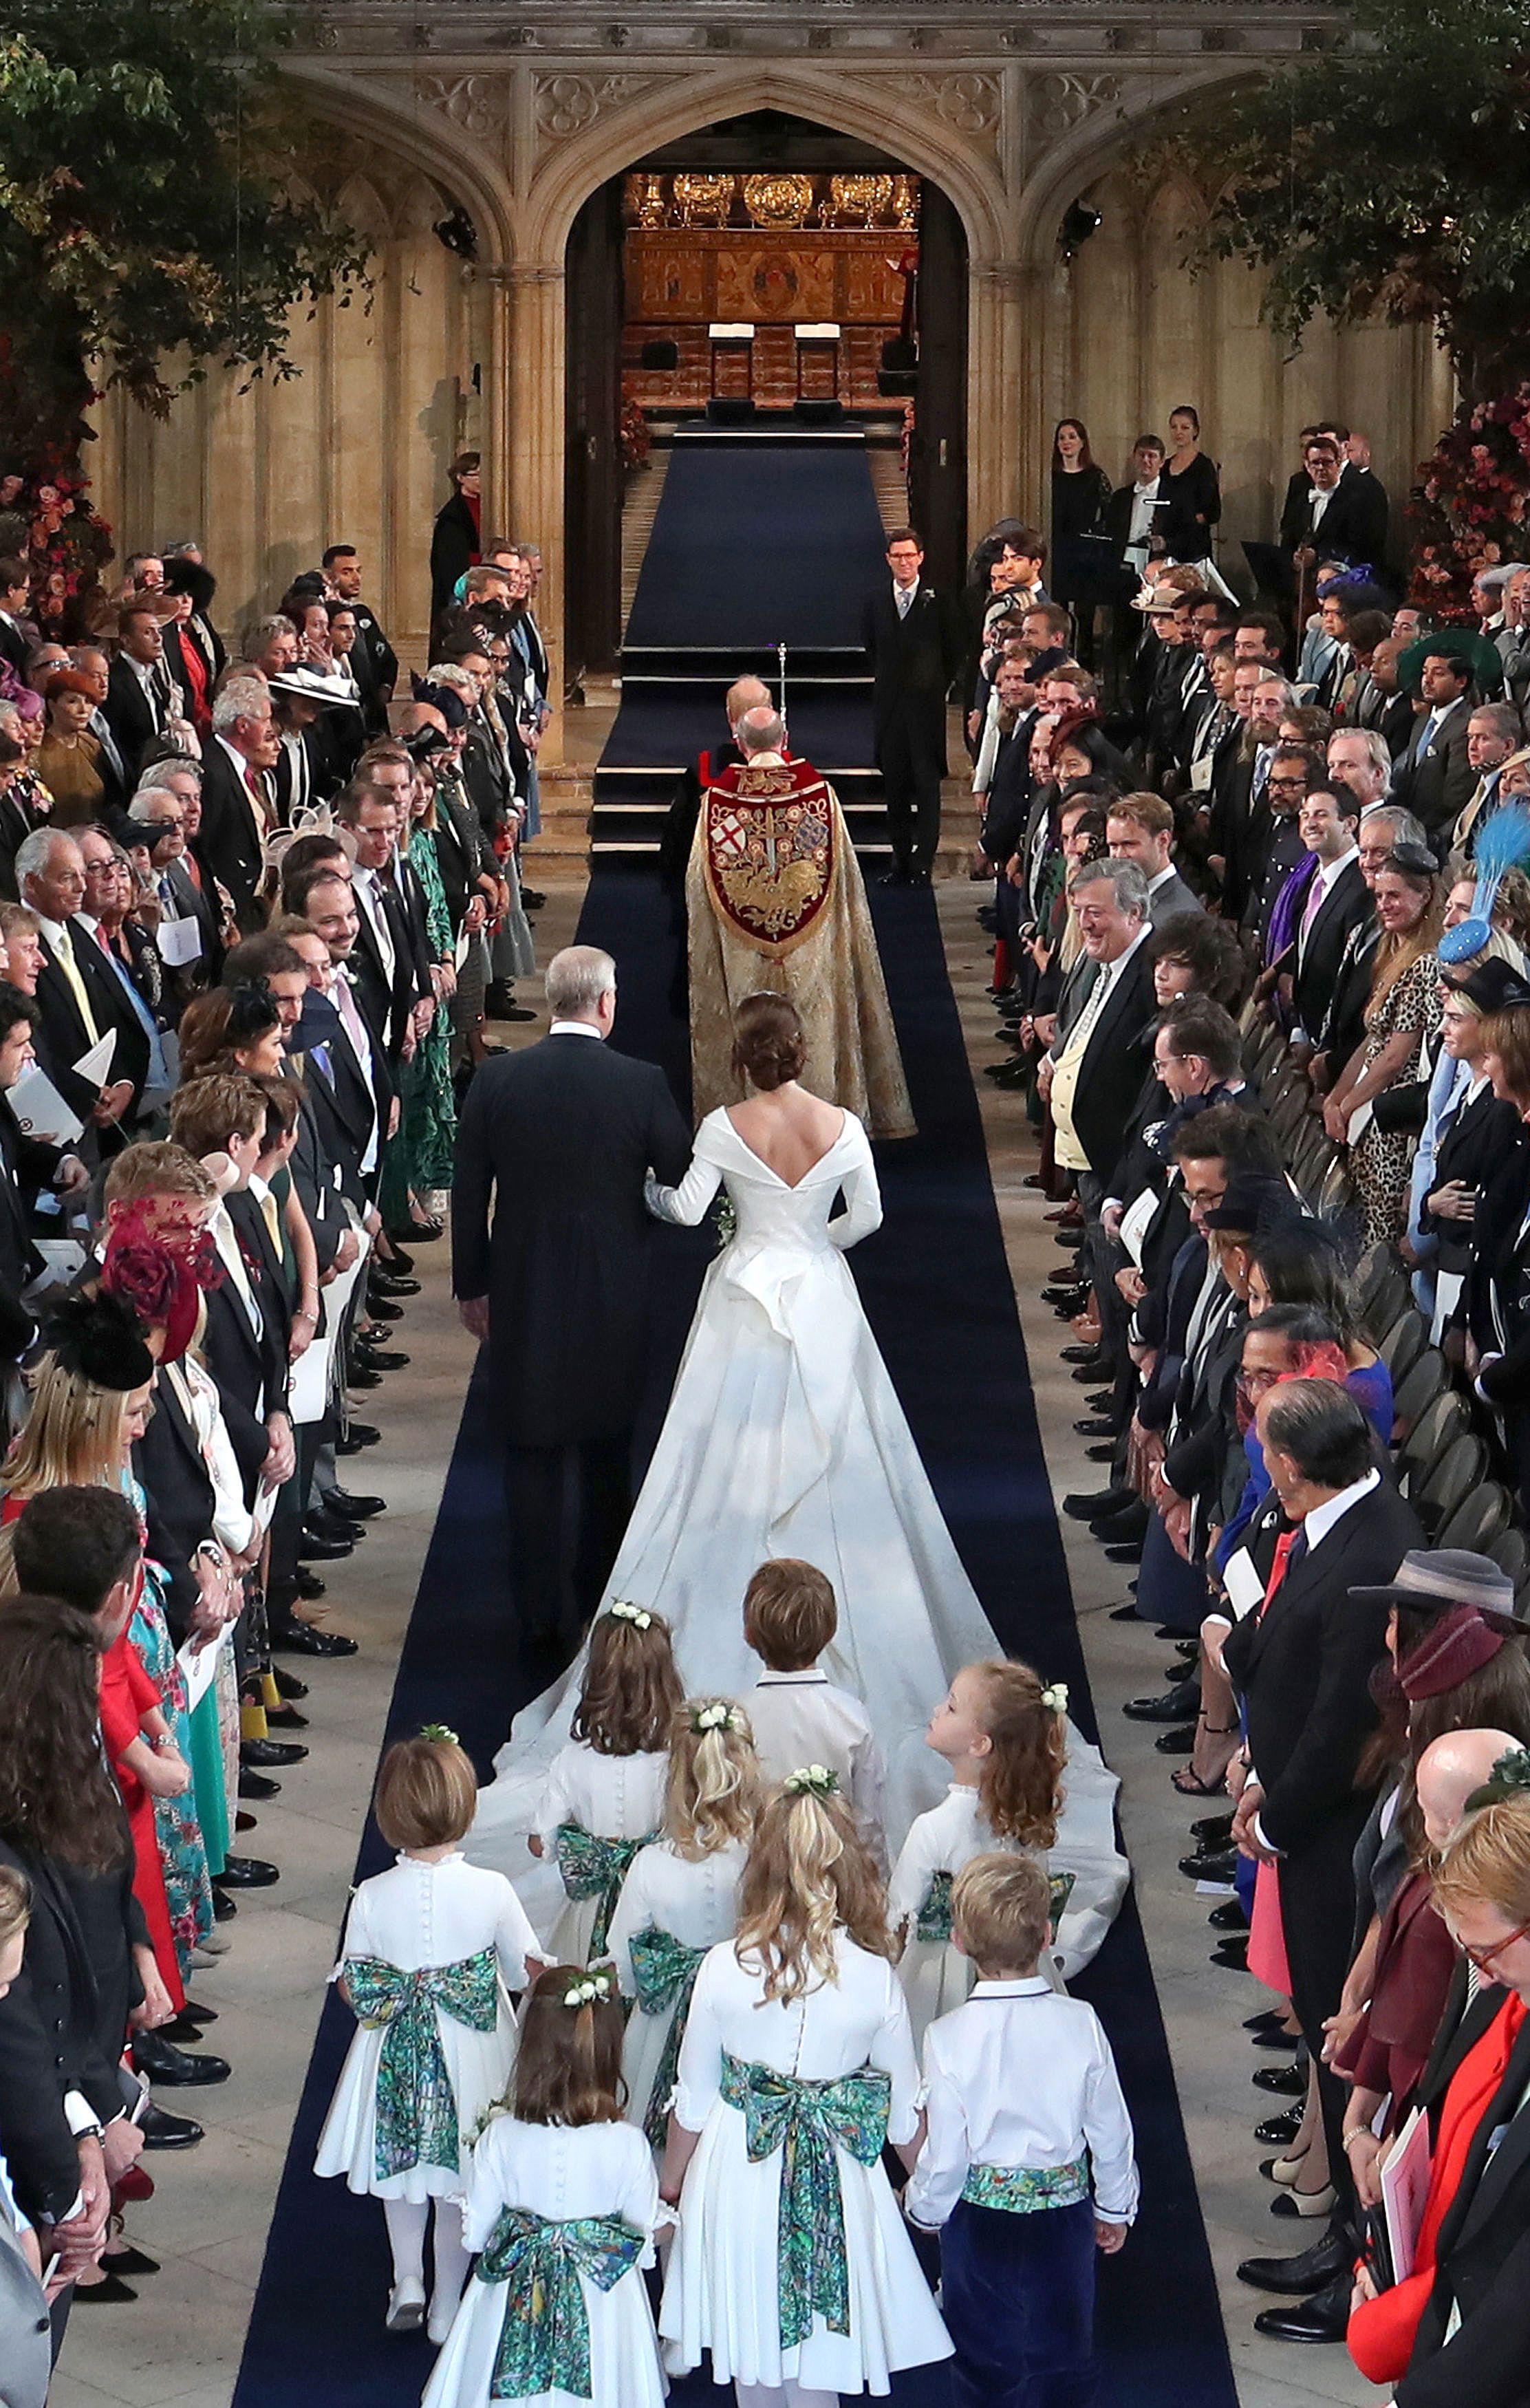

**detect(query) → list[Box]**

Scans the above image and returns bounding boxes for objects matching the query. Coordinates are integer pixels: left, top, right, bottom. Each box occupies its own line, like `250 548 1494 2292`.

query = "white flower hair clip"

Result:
783 1764 839 1798
563 1970 614 2009
690 1699 742 1737
1040 1683 1068 1716
608 1600 652 1630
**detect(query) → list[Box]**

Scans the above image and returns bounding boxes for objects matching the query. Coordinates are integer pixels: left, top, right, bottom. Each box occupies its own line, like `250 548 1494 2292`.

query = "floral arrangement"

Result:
1407 385 1530 619
782 1764 839 1798
563 1970 615 2008
689 1700 743 1737
607 1600 652 1629
620 390 651 473
0 453 115 637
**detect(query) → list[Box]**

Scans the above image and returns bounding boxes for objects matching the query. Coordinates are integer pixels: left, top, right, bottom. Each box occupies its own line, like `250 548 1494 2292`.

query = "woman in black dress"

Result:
1159 405 1222 569
1050 418 1114 665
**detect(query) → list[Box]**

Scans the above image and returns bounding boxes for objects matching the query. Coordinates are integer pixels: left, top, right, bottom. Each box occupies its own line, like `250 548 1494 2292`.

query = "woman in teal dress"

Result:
381 763 457 1230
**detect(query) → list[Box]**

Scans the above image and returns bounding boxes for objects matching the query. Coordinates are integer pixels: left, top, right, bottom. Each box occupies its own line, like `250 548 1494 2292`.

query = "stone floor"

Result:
47 877 1368 2408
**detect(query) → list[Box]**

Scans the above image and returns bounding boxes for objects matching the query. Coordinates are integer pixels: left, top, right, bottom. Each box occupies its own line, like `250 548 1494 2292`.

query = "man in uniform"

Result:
686 705 914 1138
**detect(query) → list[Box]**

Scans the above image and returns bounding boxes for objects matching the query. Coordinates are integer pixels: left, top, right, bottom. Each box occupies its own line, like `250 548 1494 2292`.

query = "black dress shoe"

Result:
1086 1441 1117 1463
1123 1687 1199 1723
158 2013 209 2045
1253 2280 1351 2345
1236 2231 1350 2296
133 2031 230 2085
1251 2025 1300 2052
366 1294 404 1323
140 2103 204 2149
340 1421 383 1451
1255 2108 1304 2147
298 1529 352 1561
266 1703 309 1731
1109 1601 1147 1622
1208 1900 1249 1931
1042 1285 1087 1309
1083 1392 1116 1415
308 1509 365 1544
74 2272 138 2303
102 2244 160 2277
1154 1725 1196 1754
237 1768 280 1800
356 1344 409 1373
1253 2061 1306 2096
348 1364 382 1390
370 1271 420 1299
272 1665 309 1699
1194 1813 1234 1845
219 1853 279 1888
1092 1501 1148 1543
294 1571 327 1604
1064 1487 1132 1520
378 1242 414 1274
1075 1419 1117 1440
1245 2008 1288 2033
180 1997 218 2023
272 1622 358 1658
242 1737 308 1767
331 1491 385 1518
1070 1359 1110 1383
1181 1849 1238 1883
235 1810 257 1832
1211 1937 1249 1969
1106 1542 1144 1564
211 1886 237 1920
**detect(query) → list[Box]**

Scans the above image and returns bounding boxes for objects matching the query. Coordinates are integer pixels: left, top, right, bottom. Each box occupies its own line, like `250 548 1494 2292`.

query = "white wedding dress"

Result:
466 1108 1126 1972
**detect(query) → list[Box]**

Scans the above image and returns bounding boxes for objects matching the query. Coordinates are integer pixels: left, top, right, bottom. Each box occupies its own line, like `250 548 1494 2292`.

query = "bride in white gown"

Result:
466 998 1125 1972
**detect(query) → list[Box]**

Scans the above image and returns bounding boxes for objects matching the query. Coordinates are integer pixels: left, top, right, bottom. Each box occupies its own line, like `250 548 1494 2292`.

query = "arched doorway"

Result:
561 110 970 682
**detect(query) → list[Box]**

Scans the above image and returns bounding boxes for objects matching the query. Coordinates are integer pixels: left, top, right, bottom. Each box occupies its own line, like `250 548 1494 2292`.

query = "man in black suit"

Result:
1225 1379 1421 2336
338 781 433 1064
103 599 175 778
1276 782 1372 1046
15 828 138 1146
200 675 280 932
0 557 32 680
323 544 398 737
430 451 482 636
862 526 963 885
1280 433 1389 575
1392 641 1477 842
453 944 692 1656
0 982 85 1382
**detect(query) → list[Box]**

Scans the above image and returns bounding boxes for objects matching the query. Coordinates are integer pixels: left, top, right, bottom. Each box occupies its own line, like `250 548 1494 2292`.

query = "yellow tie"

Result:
259 1190 281 1255
52 927 100 1046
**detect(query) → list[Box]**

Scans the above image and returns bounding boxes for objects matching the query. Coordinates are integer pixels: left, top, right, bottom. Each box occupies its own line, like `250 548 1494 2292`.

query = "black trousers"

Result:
877 715 946 874
505 1432 633 1657
1281 1818 1366 2235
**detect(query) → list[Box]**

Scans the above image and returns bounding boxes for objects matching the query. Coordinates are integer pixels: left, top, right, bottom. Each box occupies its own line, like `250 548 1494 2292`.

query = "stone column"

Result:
502 260 568 763
969 259 1037 533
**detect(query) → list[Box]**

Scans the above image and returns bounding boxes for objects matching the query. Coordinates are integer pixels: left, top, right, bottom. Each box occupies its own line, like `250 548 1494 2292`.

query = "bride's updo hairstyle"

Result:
572 1602 683 1757
969 1659 1066 1849
732 992 806 1093
735 1772 892 2001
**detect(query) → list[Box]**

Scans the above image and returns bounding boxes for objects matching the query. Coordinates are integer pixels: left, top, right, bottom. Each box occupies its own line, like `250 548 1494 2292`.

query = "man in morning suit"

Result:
1392 642 1479 843
1224 1379 1421 2341
199 676 281 934
322 544 398 737
863 526 964 885
453 945 692 1657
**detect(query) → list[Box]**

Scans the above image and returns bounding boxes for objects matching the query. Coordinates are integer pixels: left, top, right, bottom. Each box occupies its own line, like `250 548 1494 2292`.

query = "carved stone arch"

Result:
1014 65 1249 272
333 171 396 251
279 61 517 266
519 63 1010 272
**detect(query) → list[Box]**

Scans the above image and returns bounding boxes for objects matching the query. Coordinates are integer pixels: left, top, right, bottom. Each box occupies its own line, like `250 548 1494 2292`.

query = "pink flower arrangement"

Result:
1406 385 1530 616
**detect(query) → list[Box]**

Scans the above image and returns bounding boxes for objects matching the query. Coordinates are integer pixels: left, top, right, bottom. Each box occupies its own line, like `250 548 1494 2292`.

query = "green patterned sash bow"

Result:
918 1867 1077 1946
554 1823 656 1960
720 2050 891 2348
478 2206 645 2400
627 1924 707 2149
346 1947 499 2182
960 2157 1090 2213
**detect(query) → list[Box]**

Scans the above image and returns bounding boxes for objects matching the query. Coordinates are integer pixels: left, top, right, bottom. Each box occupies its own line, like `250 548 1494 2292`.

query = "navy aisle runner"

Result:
232 871 1236 2408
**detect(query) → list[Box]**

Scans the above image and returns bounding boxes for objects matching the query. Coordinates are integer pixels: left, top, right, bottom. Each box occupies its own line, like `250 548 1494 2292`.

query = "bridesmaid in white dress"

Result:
528 1605 680 1962
424 1966 667 2408
468 995 1125 1949
607 1697 758 2147
314 1734 543 2341
658 1770 951 2400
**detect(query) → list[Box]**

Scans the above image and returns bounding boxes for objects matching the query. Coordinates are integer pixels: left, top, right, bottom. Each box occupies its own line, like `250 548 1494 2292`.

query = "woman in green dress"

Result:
381 762 458 1232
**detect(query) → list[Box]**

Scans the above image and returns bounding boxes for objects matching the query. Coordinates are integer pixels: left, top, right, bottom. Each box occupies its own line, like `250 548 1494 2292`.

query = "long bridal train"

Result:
466 1107 1127 1974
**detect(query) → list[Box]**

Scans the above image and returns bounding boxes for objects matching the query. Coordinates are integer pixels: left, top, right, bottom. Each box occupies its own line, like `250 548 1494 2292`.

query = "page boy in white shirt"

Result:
905 1851 1137 2407
741 1558 887 1868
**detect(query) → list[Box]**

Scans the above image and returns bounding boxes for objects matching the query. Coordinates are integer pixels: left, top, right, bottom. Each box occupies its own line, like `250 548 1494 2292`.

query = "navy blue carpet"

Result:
231 863 1237 2408
625 433 890 650
600 685 875 771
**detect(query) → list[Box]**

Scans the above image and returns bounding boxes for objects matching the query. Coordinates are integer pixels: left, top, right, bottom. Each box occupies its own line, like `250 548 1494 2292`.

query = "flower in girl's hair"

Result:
420 1723 460 1746
1040 1684 1069 1716
563 1971 614 2008
608 1600 652 1629
783 1764 839 1797
690 1700 741 1736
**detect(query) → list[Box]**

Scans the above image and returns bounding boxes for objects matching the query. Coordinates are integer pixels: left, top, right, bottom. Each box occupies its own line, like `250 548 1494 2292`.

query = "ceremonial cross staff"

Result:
777 641 788 732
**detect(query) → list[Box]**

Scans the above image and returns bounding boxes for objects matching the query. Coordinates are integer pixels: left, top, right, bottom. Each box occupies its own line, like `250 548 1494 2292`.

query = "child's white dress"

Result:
605 1837 747 2146
314 1853 540 2201
887 1785 1048 2051
423 2114 667 2408
660 1935 952 2396
530 1741 669 1965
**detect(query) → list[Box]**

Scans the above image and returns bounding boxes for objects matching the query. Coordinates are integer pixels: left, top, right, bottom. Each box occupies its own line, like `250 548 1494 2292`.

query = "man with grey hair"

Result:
201 673 279 931
1038 857 1156 1309
1308 800 1427 1090
452 943 692 1655
17 828 138 1140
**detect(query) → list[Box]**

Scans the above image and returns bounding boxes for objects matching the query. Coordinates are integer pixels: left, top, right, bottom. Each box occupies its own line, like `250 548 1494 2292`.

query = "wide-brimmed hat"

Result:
1350 1548 1521 1630
267 663 353 705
